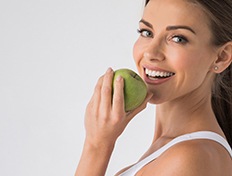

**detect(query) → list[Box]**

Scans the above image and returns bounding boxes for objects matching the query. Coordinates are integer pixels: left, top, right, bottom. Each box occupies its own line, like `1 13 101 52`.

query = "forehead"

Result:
143 0 210 28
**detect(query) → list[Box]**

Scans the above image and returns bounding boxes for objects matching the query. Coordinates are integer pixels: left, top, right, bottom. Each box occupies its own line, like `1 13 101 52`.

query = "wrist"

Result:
75 139 115 176
84 138 115 154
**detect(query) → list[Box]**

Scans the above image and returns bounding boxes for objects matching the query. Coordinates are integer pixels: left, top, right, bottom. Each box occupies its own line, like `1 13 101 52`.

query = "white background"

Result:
0 0 156 175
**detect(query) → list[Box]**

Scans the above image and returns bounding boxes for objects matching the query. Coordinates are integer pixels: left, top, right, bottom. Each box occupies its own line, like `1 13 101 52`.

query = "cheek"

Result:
133 39 145 76
171 50 212 86
169 49 206 71
165 50 191 74
133 39 142 64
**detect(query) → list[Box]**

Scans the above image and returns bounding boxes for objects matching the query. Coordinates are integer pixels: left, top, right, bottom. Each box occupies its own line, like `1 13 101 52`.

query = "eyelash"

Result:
170 35 188 44
137 28 189 44
137 29 153 38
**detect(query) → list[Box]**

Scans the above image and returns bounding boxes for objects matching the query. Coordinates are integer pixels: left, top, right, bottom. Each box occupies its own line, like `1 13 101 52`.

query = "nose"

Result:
143 39 165 62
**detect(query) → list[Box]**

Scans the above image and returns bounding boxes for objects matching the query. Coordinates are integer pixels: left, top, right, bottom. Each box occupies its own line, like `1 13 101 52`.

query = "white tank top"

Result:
118 131 232 176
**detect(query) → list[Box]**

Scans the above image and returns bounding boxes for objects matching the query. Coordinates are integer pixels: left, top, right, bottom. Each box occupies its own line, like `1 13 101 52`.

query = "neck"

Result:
153 91 220 142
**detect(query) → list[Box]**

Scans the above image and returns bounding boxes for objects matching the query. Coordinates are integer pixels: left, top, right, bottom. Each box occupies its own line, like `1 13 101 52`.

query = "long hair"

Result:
145 0 232 147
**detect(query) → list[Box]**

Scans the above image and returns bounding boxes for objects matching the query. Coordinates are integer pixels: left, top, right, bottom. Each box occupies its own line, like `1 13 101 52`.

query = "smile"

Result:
145 68 175 79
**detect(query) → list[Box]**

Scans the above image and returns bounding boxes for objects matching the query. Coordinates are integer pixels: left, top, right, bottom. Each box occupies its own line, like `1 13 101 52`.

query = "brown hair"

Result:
145 0 232 147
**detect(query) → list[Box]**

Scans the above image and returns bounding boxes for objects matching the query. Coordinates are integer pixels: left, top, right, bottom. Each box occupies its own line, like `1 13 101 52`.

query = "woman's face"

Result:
133 0 218 104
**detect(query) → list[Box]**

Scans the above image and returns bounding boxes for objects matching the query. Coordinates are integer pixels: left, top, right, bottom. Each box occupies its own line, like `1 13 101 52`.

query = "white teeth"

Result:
145 68 174 78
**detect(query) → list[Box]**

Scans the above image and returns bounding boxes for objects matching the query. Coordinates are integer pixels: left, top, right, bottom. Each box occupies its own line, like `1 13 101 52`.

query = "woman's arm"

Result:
75 140 115 176
75 68 151 176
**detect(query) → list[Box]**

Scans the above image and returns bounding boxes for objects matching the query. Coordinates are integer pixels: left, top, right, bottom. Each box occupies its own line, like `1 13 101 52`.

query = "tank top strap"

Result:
119 131 232 176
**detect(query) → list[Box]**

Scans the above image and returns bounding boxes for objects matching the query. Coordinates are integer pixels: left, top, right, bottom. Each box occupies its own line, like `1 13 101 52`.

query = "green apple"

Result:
112 68 147 112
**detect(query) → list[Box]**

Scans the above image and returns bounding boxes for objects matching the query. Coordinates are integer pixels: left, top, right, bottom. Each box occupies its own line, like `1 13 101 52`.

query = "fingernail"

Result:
116 75 122 81
106 67 113 73
148 93 153 99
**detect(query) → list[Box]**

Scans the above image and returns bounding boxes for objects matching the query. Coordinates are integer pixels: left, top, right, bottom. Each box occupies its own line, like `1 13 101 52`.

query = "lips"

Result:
143 67 175 84
145 68 175 78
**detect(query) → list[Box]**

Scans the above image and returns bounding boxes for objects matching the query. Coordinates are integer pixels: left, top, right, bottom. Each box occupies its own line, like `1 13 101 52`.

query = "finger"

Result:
126 92 153 122
112 75 125 115
99 68 114 112
88 75 103 114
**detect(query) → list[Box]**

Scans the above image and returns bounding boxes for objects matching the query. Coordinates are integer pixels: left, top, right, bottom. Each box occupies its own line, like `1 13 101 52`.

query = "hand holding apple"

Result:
112 68 147 112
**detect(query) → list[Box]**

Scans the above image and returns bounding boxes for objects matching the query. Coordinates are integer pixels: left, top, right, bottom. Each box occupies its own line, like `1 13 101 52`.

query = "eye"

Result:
137 29 153 38
171 35 188 44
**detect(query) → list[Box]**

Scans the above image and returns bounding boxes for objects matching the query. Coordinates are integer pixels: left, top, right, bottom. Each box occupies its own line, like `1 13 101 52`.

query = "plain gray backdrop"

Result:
0 0 156 175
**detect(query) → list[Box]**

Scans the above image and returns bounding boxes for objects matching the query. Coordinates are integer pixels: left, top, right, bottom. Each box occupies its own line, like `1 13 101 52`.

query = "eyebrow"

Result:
139 19 196 35
139 19 153 29
166 26 196 34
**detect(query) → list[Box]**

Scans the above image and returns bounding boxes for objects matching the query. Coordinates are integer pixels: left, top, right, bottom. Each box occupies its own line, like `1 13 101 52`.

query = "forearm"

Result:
75 68 151 175
75 140 115 176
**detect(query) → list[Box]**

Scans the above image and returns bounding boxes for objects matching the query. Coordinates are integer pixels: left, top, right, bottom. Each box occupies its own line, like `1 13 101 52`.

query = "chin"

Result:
149 99 164 105
147 93 163 105
147 88 172 105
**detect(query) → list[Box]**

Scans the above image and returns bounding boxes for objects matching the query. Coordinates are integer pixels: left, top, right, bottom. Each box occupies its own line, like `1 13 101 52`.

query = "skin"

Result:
76 0 232 175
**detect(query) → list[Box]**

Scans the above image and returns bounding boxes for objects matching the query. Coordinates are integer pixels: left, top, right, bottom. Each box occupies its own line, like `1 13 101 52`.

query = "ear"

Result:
212 41 232 73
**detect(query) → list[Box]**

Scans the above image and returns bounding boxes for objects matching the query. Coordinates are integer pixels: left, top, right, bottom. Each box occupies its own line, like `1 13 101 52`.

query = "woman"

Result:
76 0 232 175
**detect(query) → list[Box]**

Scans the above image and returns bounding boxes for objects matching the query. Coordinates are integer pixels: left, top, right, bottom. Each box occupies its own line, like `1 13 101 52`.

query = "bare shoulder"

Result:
141 139 232 176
